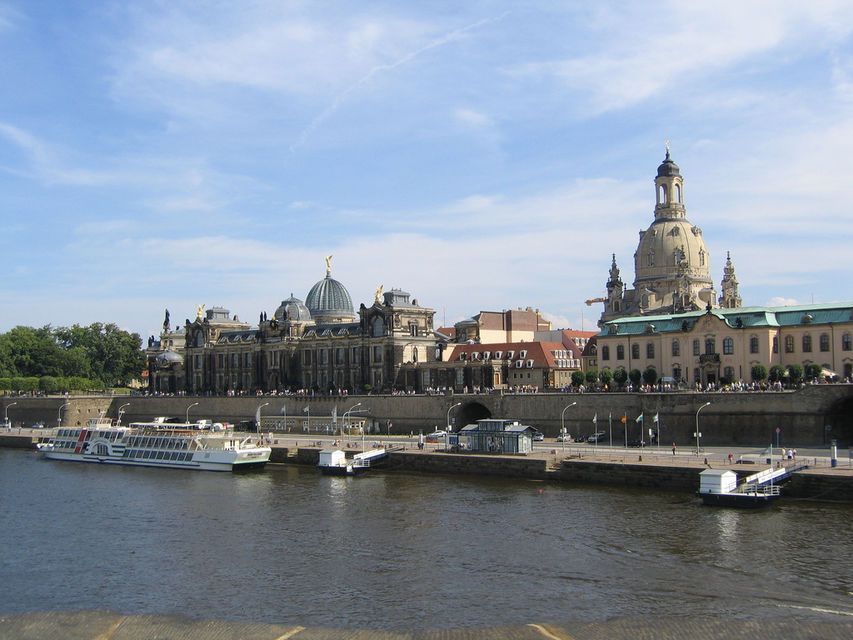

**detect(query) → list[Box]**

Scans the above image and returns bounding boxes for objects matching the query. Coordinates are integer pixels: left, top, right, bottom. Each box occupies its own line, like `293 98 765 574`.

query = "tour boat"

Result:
39 417 271 472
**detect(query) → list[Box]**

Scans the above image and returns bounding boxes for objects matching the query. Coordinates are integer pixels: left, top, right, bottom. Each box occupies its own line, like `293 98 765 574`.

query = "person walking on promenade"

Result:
672 442 677 456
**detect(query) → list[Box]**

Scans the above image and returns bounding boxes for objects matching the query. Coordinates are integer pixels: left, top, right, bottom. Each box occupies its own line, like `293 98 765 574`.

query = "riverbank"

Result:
4 429 850 502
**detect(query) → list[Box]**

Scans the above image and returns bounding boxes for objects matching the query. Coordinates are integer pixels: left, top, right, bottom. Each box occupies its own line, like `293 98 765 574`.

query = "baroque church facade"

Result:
594 150 853 387
600 148 741 325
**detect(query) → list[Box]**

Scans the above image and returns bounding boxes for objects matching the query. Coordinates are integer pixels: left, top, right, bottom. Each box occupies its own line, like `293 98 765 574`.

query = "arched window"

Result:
843 333 852 351
819 334 830 352
675 183 682 203
750 336 759 354
412 347 418 363
785 335 795 353
705 338 716 355
646 342 655 358
802 334 812 353
617 345 625 360
671 340 680 357
699 249 705 266
723 337 734 355
602 345 610 361
723 366 735 382
631 344 640 359
659 184 668 204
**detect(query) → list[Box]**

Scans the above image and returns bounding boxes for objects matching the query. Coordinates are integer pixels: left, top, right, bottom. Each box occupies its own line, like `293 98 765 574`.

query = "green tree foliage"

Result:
613 368 628 387
0 323 145 388
584 368 598 386
804 363 822 381
787 363 803 383
598 368 613 388
642 368 658 386
768 365 786 383
629 368 642 387
571 371 585 387
751 364 768 382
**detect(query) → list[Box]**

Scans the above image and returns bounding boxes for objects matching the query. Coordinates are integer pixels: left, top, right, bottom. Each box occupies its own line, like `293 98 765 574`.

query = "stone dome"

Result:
634 218 712 288
155 350 183 366
306 275 356 323
274 294 312 323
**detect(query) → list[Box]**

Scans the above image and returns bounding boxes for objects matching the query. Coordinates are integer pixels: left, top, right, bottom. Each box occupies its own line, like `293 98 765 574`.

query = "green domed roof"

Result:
306 275 355 321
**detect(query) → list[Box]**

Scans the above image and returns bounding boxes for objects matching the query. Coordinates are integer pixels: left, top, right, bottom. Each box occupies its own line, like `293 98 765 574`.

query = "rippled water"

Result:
1 449 851 629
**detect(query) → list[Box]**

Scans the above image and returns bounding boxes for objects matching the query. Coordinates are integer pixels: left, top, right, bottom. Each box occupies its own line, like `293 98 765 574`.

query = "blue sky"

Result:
2 1 853 340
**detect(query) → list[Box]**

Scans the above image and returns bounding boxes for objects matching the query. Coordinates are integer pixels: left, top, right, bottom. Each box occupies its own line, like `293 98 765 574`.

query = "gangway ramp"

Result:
736 463 808 494
352 447 388 469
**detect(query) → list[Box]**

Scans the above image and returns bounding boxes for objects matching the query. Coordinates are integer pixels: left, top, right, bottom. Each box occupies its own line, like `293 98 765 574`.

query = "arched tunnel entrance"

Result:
826 397 853 448
454 402 491 430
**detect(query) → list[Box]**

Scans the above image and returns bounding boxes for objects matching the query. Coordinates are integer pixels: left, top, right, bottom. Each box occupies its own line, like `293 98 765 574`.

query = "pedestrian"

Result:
727 452 734 464
671 442 677 456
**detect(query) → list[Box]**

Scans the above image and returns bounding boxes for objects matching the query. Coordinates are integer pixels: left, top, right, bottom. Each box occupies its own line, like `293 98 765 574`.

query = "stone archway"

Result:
825 397 853 447
455 402 491 430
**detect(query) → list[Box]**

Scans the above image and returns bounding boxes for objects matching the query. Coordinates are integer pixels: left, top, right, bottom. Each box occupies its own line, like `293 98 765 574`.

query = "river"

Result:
1 449 851 630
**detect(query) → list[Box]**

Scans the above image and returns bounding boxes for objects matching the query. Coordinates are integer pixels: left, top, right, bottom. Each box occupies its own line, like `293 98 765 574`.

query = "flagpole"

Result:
608 412 612 448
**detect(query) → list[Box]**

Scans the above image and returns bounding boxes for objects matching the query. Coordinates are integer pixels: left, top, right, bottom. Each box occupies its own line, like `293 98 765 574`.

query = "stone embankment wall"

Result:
3 384 852 446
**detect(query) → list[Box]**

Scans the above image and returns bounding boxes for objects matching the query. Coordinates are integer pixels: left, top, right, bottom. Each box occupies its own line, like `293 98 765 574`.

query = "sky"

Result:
2 1 853 341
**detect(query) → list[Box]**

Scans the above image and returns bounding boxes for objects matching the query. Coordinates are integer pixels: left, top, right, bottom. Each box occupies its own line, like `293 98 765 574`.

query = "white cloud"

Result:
766 297 799 307
454 108 493 129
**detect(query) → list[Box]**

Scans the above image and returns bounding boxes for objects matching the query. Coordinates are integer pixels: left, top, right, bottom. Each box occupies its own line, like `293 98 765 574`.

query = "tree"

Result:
599 368 613 389
768 365 786 383
642 368 658 386
571 371 585 387
804 363 822 381
751 364 768 382
629 369 642 387
54 323 145 387
613 368 628 387
787 363 803 384
584 368 598 386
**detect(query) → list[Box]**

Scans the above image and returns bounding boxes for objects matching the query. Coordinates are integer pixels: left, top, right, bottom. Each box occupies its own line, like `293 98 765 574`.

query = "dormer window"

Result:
494 351 503 359
507 350 515 359
520 350 527 358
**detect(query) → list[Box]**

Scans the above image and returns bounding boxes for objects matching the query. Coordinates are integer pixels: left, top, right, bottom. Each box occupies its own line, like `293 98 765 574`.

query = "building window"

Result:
750 336 759 354
232 353 239 367
723 366 735 381
646 342 655 358
302 350 311 365
631 344 640 359
602 345 610 361
373 346 383 363
699 249 705 266
785 335 795 353
843 333 852 351
672 340 680 357
723 337 734 355
672 367 681 380
616 345 625 360
802 334 812 353
819 334 830 352
693 339 700 356
705 338 715 355
773 336 779 354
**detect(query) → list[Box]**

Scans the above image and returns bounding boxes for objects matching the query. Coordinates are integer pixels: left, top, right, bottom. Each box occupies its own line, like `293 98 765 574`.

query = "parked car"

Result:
532 430 545 442
626 439 646 447
586 432 607 443
556 434 573 443
425 430 447 443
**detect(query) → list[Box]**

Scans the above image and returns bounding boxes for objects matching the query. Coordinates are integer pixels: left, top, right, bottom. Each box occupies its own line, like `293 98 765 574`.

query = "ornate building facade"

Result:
600 149 742 325
149 261 438 394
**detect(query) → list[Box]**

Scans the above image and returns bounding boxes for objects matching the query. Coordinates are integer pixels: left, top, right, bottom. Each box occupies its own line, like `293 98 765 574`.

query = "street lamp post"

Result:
560 402 577 452
186 401 200 423
695 402 711 456
446 402 462 451
342 402 362 440
117 403 130 426
256 402 270 433
58 402 70 428
4 402 17 429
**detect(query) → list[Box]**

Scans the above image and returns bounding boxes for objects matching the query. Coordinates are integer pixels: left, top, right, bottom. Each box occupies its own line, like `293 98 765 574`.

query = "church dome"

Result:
656 149 681 177
274 294 312 323
306 275 356 323
634 218 712 287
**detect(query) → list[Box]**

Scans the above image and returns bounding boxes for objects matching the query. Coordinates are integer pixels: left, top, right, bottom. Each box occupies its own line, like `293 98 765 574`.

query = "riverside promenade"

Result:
1 611 852 640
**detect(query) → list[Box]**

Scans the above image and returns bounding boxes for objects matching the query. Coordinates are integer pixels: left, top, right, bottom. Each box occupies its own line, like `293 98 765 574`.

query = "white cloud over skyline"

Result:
0 1 852 341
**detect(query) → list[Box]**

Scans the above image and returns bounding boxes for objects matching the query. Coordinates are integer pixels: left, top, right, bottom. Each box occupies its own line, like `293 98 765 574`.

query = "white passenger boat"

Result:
39 417 271 472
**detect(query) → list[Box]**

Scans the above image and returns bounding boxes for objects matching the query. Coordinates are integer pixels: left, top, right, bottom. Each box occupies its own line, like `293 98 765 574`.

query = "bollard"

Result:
831 440 838 468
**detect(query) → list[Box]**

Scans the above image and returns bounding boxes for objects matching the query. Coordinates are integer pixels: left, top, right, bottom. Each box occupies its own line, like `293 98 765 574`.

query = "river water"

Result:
1 449 851 630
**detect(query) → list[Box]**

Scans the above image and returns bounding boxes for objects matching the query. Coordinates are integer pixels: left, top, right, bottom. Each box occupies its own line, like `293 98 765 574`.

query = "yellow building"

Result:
595 303 853 387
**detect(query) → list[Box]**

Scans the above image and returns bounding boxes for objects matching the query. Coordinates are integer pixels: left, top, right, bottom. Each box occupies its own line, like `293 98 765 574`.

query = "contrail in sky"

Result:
289 12 511 153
